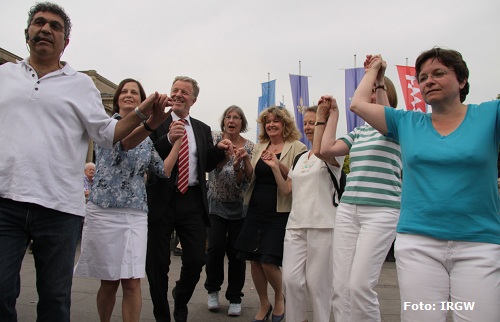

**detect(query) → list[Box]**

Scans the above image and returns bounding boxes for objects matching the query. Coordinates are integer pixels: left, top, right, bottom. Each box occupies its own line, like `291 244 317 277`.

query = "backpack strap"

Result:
325 162 341 207
292 151 308 170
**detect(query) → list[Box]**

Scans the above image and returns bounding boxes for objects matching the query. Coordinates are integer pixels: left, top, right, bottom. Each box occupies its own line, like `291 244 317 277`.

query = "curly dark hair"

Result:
27 2 72 39
415 47 469 103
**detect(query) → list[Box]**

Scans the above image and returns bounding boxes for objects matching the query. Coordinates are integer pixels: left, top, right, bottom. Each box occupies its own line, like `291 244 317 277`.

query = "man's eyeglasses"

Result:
31 17 64 33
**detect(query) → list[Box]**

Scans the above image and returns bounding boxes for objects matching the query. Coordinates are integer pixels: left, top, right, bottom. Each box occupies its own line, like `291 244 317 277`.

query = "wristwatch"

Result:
315 121 326 126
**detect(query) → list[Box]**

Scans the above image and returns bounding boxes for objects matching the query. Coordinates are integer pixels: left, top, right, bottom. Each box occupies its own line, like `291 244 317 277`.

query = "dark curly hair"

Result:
27 2 72 39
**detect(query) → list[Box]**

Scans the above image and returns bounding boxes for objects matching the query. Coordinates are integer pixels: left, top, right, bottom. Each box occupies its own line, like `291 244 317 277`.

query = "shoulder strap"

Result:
292 151 308 170
325 162 342 207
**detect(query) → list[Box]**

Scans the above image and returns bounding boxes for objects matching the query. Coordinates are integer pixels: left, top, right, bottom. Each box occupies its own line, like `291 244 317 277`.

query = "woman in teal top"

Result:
350 49 500 322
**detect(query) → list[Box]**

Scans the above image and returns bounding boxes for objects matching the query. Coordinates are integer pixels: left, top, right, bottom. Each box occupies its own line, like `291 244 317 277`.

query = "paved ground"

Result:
18 246 402 321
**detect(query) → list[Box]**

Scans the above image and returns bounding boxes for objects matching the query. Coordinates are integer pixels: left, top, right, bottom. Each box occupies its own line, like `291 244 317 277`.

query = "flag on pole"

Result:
345 68 365 132
396 65 426 112
289 74 310 149
261 80 276 110
257 80 276 140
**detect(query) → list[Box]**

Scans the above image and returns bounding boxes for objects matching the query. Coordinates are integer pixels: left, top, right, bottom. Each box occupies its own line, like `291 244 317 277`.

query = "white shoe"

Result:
207 291 220 310
227 303 241 316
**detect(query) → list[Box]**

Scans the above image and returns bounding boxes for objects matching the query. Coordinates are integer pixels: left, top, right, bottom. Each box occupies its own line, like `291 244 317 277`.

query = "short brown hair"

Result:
384 76 398 108
112 78 147 114
415 47 469 103
172 76 200 98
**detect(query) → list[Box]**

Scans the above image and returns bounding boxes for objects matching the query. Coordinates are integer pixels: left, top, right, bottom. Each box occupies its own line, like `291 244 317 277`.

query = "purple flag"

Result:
289 74 311 149
345 68 365 132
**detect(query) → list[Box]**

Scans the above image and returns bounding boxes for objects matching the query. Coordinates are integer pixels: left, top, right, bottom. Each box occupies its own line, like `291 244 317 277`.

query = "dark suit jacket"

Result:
146 115 225 224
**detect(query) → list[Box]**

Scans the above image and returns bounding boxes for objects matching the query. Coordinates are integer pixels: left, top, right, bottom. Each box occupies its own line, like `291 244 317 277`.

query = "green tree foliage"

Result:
343 155 350 174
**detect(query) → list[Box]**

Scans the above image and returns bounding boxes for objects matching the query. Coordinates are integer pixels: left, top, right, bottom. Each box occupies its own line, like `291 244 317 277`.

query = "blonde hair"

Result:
257 106 301 143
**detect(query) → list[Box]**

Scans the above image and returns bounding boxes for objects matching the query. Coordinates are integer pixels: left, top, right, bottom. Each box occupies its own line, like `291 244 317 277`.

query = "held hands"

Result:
318 95 339 116
217 139 232 153
233 147 247 171
261 149 280 169
364 54 386 80
139 93 172 117
168 120 186 142
233 147 249 169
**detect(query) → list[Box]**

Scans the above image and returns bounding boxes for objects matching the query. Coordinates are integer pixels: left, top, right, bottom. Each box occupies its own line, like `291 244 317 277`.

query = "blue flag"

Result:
257 80 276 140
289 74 310 149
261 80 276 109
345 68 365 132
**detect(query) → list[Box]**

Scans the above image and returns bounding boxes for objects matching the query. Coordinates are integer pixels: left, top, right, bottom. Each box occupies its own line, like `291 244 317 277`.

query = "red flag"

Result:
396 65 426 112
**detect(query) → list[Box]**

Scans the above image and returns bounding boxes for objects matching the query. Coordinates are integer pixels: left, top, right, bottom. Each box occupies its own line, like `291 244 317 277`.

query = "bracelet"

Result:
134 106 148 121
315 121 326 126
142 120 154 132
374 84 386 91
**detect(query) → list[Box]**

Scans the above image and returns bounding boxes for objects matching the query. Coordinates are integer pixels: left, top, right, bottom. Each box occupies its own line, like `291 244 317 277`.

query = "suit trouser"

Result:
396 233 500 322
332 203 399 322
146 186 207 322
282 228 335 322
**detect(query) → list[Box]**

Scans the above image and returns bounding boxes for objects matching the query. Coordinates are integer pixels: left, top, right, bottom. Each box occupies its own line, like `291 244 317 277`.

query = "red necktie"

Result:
177 119 189 194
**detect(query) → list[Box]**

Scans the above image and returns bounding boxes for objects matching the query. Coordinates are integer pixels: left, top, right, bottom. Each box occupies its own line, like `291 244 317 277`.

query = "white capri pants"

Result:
282 228 334 322
332 203 399 322
396 233 500 322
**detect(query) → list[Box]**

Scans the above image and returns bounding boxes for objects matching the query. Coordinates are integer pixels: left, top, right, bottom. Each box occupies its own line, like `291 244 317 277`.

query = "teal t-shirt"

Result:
385 101 500 244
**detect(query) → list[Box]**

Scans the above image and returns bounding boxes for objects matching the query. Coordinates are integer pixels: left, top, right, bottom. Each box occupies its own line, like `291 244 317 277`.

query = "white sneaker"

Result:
227 303 242 316
207 291 220 310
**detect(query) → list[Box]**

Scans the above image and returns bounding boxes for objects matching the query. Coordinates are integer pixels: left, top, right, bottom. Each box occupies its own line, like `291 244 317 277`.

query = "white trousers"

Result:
396 233 500 322
332 203 399 322
282 228 334 322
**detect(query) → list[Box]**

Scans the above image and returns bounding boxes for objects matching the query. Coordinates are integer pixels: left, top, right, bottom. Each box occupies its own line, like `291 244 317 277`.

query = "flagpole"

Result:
267 72 270 107
354 54 356 68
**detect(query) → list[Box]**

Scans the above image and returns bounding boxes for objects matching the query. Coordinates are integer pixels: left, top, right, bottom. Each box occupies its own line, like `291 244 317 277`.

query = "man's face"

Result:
85 165 95 179
170 81 197 118
26 11 68 60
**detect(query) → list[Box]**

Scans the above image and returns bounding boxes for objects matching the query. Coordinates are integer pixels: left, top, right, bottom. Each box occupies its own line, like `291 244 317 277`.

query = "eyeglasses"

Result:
225 115 241 121
30 17 64 33
417 69 448 84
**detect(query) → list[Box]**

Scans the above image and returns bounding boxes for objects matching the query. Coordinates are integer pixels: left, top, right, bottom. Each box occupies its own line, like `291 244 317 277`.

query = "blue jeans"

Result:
0 197 82 322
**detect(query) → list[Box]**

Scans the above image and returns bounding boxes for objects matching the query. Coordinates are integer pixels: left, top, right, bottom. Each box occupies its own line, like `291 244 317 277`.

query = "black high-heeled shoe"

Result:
271 294 285 322
271 312 285 322
251 304 273 322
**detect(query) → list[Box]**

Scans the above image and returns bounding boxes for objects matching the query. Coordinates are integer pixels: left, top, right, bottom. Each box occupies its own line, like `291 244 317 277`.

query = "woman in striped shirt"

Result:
315 65 401 322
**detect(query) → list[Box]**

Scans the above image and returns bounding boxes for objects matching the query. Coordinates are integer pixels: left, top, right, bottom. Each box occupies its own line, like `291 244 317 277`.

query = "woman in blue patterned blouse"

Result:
74 78 180 322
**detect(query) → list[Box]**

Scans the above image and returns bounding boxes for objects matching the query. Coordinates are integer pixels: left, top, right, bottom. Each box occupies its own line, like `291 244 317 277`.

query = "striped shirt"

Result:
339 124 402 208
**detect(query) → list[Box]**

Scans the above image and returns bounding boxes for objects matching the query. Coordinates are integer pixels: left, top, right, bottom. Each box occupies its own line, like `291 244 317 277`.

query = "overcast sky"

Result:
2 0 499 140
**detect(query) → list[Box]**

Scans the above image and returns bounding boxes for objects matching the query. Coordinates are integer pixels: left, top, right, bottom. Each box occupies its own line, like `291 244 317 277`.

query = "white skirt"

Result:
74 202 147 280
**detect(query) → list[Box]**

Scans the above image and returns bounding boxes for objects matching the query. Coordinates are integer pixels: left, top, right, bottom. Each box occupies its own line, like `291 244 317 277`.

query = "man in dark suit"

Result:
146 76 231 322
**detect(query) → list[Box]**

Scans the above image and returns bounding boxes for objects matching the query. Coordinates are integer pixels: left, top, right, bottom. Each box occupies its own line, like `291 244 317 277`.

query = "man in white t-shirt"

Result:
0 3 172 321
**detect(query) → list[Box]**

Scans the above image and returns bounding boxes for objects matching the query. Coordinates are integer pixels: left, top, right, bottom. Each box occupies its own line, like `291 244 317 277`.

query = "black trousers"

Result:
204 214 246 303
146 186 207 322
